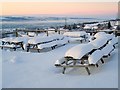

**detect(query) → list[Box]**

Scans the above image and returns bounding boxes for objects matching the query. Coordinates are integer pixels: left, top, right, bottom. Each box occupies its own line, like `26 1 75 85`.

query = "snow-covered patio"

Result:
2 43 118 88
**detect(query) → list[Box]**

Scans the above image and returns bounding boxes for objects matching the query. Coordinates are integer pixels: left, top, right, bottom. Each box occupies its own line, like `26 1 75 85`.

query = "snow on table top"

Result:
37 37 69 49
2 37 30 43
94 32 114 40
90 37 108 49
101 43 114 56
94 32 106 38
2 37 16 42
88 50 104 64
63 31 87 37
28 34 64 44
65 43 95 59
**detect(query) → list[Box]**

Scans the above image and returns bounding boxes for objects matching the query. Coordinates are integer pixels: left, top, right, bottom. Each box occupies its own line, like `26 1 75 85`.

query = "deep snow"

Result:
1 43 118 88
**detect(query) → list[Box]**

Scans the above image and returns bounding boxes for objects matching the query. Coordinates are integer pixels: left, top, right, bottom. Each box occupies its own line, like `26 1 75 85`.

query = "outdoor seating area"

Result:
63 31 89 43
0 37 30 51
27 34 69 52
0 31 90 52
55 32 118 75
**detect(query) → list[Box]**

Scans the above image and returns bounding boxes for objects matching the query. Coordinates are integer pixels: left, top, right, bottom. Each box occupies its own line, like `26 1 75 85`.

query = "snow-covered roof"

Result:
63 31 88 37
65 43 95 59
101 43 114 56
88 50 104 64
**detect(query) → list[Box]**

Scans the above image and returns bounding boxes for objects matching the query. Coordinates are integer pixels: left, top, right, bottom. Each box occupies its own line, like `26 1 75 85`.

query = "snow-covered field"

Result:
1 42 118 88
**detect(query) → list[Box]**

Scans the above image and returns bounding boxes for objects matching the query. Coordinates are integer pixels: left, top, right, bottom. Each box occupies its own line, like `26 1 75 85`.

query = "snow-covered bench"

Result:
89 37 109 50
108 37 118 48
94 32 114 41
1 37 30 50
63 31 89 43
55 43 97 75
88 50 104 67
101 43 114 57
27 34 69 52
0 39 17 50
55 49 105 75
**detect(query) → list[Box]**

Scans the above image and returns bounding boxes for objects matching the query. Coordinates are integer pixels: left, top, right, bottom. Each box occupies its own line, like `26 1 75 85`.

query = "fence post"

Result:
15 28 18 37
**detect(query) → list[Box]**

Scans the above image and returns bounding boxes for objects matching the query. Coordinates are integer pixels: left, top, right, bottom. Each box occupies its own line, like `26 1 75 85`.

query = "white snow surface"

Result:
1 42 118 88
65 43 95 59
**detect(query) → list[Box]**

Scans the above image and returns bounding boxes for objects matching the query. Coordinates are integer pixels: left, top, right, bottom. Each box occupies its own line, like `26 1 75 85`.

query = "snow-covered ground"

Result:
1 42 118 88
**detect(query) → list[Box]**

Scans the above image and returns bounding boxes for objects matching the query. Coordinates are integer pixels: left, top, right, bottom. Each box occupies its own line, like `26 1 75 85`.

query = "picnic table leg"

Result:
27 44 30 52
13 47 16 51
37 49 40 53
101 58 104 64
96 64 99 67
73 60 77 65
1 47 3 49
20 43 24 50
85 66 91 75
80 40 82 43
62 67 66 74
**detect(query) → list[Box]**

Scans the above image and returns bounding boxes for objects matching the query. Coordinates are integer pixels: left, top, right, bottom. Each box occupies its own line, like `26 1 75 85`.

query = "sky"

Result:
1 2 118 18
